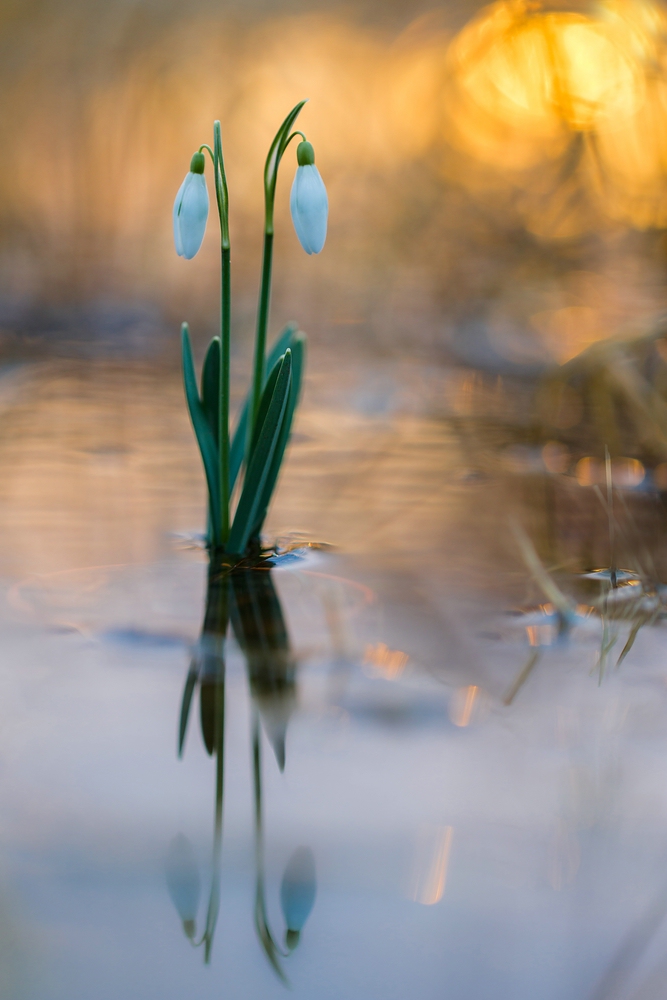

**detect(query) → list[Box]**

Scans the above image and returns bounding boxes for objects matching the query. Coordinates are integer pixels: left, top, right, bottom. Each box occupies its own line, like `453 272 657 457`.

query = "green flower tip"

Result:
190 151 206 174
285 929 300 950
296 141 315 166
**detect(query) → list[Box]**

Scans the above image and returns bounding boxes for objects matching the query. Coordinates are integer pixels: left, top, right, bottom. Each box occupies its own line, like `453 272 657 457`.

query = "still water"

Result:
0 356 665 999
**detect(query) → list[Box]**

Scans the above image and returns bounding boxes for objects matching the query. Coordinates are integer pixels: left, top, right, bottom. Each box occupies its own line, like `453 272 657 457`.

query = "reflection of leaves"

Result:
231 569 296 771
166 834 201 939
199 678 219 757
281 847 317 939
178 660 198 757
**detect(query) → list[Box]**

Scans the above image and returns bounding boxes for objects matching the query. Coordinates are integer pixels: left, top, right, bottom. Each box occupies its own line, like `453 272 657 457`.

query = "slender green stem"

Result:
220 246 231 544
251 707 287 981
248 101 307 452
213 121 231 545
203 561 228 963
250 231 274 437
204 672 225 963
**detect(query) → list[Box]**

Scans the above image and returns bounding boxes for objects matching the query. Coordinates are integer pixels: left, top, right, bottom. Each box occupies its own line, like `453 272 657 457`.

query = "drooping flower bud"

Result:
165 833 201 939
280 846 316 949
290 142 327 255
173 154 209 259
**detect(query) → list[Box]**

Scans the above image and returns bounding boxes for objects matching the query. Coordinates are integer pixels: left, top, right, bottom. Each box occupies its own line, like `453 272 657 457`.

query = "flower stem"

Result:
213 121 231 546
250 230 274 437
248 101 306 453
220 246 231 545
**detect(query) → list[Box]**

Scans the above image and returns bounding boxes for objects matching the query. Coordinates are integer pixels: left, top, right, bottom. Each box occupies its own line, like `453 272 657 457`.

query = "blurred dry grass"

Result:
0 0 667 363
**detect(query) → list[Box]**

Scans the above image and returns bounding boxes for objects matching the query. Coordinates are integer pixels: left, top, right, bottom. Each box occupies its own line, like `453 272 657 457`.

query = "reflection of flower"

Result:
290 142 328 255
165 833 201 939
173 152 209 259
280 846 316 949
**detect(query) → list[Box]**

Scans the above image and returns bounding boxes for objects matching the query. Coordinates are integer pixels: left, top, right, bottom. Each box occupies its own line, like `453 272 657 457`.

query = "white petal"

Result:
172 175 188 257
175 172 209 260
165 834 201 922
280 847 316 931
290 165 328 255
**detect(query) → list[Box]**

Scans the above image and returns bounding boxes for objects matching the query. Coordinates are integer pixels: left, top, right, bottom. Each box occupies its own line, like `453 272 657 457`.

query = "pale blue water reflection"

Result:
0 360 665 997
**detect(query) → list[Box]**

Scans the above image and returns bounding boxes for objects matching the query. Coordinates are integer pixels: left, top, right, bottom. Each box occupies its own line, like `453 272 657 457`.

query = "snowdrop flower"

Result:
165 833 201 939
290 141 327 255
173 152 209 260
280 845 316 949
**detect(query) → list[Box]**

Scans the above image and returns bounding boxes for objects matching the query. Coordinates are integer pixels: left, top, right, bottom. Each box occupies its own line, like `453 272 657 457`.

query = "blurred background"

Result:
1 0 667 579
2 0 667 367
1 11 667 997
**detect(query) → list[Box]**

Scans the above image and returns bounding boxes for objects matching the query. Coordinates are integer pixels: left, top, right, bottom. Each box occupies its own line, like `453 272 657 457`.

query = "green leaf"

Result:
250 352 284 455
181 324 221 544
229 323 298 492
228 351 292 555
178 661 198 758
201 337 221 446
250 333 306 538
264 101 307 199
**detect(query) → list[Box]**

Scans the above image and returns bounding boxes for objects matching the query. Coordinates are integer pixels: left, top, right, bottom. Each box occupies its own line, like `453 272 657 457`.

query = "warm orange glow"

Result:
575 455 645 486
449 685 479 726
526 623 556 646
363 642 409 678
443 0 667 230
410 826 454 905
575 456 600 485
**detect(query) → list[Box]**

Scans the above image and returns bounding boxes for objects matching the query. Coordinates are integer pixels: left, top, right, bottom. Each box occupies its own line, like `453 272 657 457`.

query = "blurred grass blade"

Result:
230 324 298 492
181 325 221 540
201 337 221 445
178 659 199 758
503 648 540 706
251 333 305 538
228 351 292 555
509 518 574 620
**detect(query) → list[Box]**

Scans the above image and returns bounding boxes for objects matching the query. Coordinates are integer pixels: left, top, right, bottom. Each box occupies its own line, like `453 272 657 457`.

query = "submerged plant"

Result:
174 103 326 559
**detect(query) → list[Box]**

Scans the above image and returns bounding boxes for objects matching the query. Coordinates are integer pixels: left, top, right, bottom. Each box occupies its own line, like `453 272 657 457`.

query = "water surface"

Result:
0 358 664 999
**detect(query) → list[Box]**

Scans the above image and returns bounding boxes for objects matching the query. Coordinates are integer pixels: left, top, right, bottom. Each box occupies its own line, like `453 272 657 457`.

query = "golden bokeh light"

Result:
444 0 667 231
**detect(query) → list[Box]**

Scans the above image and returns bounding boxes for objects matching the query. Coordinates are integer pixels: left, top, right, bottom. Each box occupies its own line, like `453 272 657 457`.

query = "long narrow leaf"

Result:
230 324 298 492
201 337 221 445
228 351 292 555
181 325 221 540
264 101 307 196
250 354 284 456
251 333 305 537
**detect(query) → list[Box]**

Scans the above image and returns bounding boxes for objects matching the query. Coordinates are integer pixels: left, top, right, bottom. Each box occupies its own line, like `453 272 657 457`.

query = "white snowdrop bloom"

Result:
290 141 328 255
173 152 209 260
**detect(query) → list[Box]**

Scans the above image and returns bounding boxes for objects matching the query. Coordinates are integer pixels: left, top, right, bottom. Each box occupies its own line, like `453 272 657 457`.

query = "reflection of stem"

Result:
252 707 288 984
201 559 229 963
203 674 225 963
